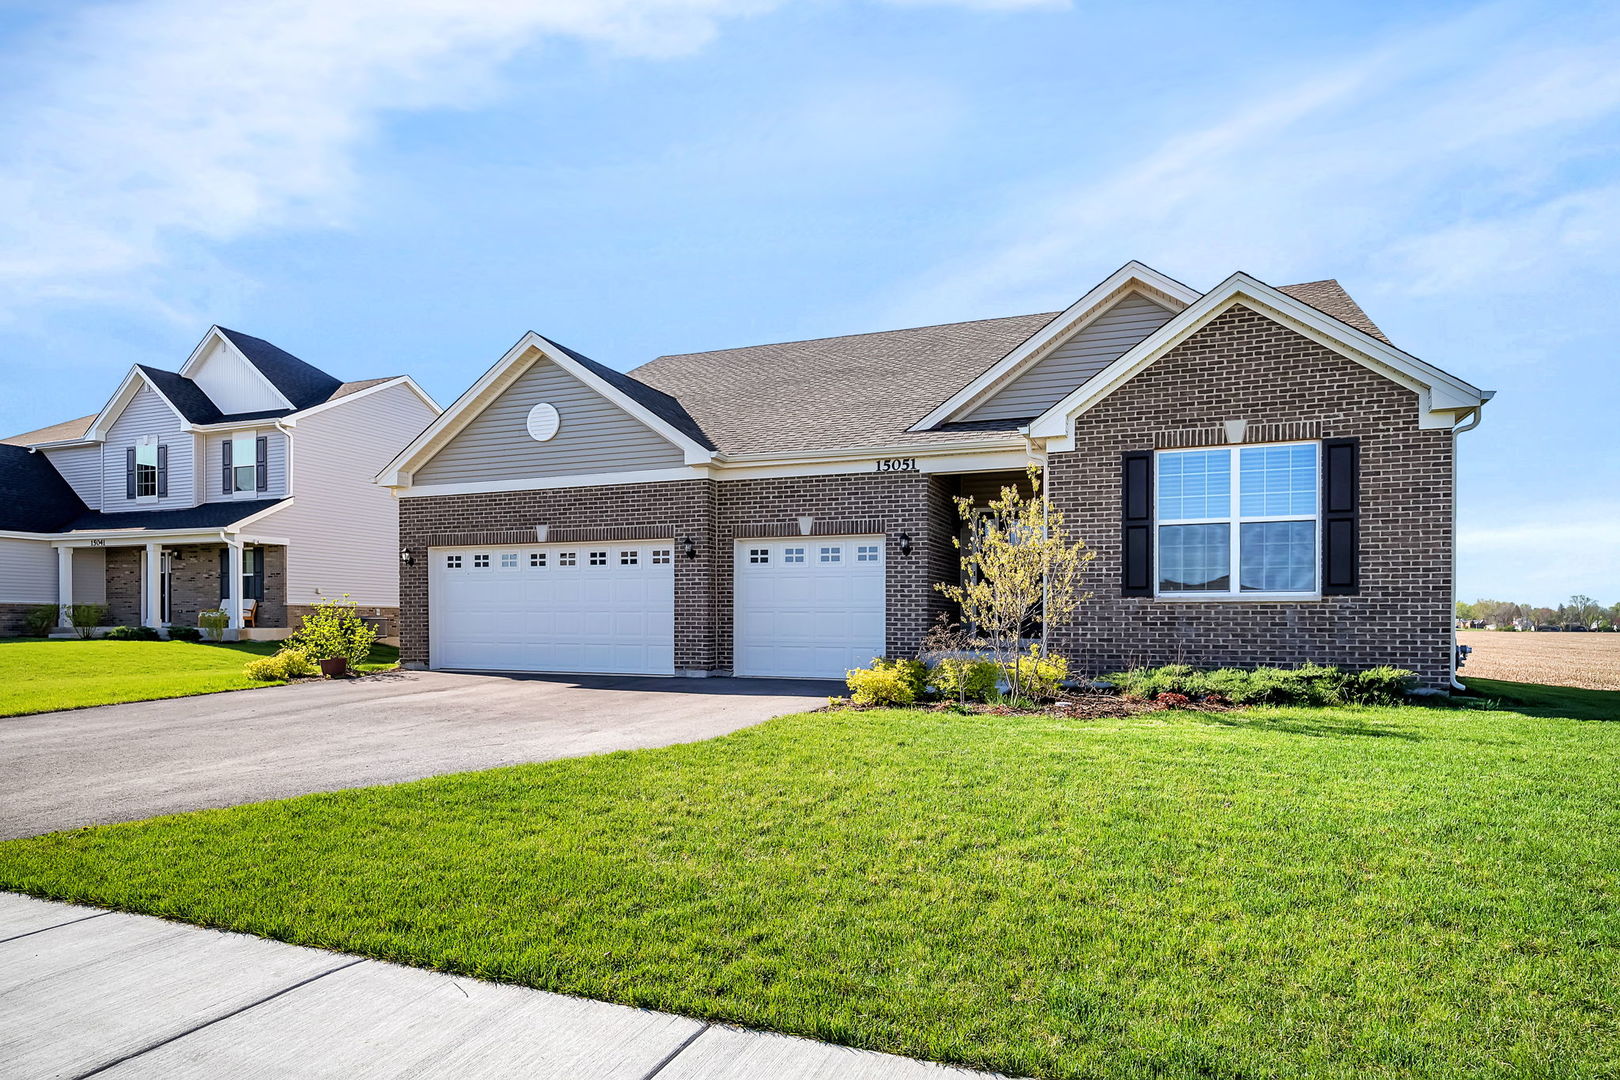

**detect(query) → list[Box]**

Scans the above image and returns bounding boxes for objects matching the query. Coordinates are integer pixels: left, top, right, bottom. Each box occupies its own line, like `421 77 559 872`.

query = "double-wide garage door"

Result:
429 542 675 674
427 534 886 679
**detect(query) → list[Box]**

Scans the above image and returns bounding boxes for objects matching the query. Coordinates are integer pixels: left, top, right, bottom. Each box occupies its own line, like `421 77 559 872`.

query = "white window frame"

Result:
1154 441 1322 602
231 431 258 496
134 436 159 501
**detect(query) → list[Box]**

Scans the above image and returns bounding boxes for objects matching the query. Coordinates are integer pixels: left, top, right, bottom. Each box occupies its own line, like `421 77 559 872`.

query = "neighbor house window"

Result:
134 439 158 498
1156 442 1319 597
232 432 257 492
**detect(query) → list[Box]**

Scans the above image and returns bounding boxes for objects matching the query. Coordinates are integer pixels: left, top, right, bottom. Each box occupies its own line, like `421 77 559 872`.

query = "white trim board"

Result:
84 366 188 442
1028 272 1492 447
377 333 713 488
911 261 1202 431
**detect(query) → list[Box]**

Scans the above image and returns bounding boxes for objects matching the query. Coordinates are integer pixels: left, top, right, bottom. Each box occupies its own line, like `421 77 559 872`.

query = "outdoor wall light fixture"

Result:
680 537 697 559
400 548 414 566
898 533 914 556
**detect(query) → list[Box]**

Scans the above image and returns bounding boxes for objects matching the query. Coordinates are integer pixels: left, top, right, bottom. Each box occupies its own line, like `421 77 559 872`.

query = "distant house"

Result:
0 327 439 638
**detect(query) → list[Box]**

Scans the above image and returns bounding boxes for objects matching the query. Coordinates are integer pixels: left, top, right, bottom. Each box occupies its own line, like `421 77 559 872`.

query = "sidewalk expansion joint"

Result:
0 910 112 945
638 1021 713 1080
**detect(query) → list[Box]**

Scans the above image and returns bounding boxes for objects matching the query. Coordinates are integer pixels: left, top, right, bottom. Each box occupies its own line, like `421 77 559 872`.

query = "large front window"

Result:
1156 443 1319 597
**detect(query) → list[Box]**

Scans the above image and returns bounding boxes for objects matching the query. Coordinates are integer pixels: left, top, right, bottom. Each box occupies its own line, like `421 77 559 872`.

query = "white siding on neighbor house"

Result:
413 358 684 485
187 337 286 415
202 429 288 501
965 293 1177 421
0 537 57 603
42 445 103 511
260 381 438 607
99 385 195 512
71 546 106 605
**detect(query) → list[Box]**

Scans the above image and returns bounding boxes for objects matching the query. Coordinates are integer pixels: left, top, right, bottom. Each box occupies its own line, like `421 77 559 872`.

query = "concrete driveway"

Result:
0 671 832 840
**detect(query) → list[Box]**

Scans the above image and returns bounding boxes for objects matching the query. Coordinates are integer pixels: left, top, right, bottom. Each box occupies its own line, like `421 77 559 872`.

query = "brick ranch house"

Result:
379 263 1492 688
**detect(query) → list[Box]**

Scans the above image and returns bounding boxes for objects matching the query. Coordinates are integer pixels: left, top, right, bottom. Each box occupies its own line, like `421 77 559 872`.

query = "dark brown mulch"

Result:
822 695 1235 718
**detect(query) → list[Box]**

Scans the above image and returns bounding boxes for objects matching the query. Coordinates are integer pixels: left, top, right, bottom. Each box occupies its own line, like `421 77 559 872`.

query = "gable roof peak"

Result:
211 326 343 410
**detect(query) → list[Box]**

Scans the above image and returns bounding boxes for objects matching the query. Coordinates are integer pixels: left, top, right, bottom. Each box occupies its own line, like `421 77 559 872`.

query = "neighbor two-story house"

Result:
377 263 1491 689
0 327 439 638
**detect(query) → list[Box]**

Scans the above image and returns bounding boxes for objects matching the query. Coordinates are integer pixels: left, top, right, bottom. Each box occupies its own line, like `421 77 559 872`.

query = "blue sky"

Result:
1 0 1615 605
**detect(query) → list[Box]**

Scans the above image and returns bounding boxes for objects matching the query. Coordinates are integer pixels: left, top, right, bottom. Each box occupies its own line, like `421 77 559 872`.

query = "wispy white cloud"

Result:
0 0 1055 319
883 3 1620 323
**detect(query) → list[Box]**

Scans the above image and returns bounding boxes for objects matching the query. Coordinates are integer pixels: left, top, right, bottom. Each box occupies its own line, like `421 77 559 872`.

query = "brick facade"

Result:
106 547 142 626
96 542 290 630
1045 303 1454 686
0 603 48 637
396 303 1455 687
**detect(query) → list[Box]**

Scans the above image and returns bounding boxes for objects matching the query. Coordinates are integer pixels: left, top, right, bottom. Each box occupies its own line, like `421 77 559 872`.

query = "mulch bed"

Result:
828 695 1235 718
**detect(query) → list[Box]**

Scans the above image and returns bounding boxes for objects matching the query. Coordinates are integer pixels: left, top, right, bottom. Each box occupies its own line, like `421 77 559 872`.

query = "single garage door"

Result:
429 542 674 674
733 536 885 679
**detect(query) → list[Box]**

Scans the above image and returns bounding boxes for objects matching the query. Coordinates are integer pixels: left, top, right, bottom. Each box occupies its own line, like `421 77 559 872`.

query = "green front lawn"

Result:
0 639 400 718
2 682 1616 1079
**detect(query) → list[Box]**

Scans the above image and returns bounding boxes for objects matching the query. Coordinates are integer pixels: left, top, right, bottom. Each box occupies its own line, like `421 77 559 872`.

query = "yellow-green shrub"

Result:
244 647 316 682
928 657 1003 702
845 658 923 706
1007 646 1068 700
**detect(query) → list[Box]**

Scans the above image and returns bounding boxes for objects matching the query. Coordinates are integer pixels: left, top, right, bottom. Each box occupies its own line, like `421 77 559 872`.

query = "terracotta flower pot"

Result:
318 657 349 679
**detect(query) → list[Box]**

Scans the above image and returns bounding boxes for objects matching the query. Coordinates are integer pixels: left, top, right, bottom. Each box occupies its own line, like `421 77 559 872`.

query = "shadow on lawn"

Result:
1457 678 1620 722
1196 713 1424 739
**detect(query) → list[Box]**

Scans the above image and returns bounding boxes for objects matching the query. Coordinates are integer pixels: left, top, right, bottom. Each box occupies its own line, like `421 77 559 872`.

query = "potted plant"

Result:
286 596 377 679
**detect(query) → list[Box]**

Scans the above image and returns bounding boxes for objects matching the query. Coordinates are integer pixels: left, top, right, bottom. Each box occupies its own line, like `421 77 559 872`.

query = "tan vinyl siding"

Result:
414 358 685 485
0 537 57 603
259 382 438 607
42 445 103 511
99 385 194 512
203 429 287 501
965 294 1176 422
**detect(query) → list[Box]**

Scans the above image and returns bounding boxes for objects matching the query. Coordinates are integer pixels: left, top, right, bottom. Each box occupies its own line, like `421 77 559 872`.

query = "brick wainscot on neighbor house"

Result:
379 263 1493 688
0 327 440 638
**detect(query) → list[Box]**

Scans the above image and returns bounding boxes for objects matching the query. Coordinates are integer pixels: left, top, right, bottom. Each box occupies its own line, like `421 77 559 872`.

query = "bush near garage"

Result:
286 597 377 668
243 648 317 682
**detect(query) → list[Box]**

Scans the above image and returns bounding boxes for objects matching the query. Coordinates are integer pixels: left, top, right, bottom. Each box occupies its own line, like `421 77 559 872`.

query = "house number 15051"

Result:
875 458 917 473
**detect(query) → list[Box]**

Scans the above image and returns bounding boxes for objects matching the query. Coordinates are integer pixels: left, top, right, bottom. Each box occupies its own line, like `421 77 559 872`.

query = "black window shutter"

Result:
1121 450 1153 597
1322 437 1360 595
156 444 168 497
255 436 268 492
219 547 230 601
221 439 233 494
125 447 136 499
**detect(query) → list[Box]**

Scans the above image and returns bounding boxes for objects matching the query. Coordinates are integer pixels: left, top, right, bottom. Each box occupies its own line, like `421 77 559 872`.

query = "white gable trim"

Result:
84 366 189 441
178 326 296 411
278 376 441 426
1027 273 1491 447
910 261 1202 431
377 332 713 488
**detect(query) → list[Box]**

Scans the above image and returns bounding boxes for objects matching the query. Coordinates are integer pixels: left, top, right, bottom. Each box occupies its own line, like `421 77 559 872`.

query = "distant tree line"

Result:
1455 595 1620 630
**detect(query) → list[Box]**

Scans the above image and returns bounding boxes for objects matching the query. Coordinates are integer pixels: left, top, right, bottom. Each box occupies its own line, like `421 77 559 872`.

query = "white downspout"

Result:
1449 407 1485 691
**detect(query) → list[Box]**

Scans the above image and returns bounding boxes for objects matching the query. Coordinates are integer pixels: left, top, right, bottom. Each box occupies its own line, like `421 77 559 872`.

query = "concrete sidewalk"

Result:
0 893 1005 1080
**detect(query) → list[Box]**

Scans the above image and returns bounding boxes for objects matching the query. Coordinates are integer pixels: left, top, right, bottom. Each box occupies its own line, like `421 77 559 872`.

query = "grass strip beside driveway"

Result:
1 684 1616 1079
0 639 399 717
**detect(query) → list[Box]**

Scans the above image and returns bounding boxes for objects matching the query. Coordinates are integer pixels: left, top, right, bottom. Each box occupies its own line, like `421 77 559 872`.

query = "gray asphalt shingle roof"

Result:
0 444 88 532
58 499 287 534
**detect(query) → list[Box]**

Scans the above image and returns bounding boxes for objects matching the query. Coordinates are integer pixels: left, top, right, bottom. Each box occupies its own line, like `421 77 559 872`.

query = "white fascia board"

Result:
0 529 62 541
377 333 712 488
53 530 234 546
281 376 442 427
396 466 702 498
179 326 296 411
1029 273 1492 443
910 261 1204 431
85 366 187 441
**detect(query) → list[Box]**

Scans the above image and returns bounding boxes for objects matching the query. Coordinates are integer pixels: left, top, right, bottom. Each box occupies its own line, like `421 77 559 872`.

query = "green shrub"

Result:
1007 646 1068 700
928 657 1003 703
105 625 161 642
22 604 57 637
167 626 202 642
69 603 107 639
244 647 316 682
287 597 377 667
846 658 923 707
197 609 229 642
1106 663 1416 707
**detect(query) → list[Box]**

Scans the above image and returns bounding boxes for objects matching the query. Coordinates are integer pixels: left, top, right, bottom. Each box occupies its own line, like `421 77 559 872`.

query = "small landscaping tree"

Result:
935 466 1093 701
287 596 377 669
69 603 107 640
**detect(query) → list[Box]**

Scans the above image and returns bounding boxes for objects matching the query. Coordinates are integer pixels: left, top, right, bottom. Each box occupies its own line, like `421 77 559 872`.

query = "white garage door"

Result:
429 542 674 675
733 536 885 679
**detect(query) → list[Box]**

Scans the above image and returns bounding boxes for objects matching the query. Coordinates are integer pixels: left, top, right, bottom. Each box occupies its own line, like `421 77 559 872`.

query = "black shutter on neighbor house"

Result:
255 436 268 492
156 444 168 497
219 548 230 601
1121 450 1153 597
1321 437 1360 595
221 439 233 494
125 447 136 499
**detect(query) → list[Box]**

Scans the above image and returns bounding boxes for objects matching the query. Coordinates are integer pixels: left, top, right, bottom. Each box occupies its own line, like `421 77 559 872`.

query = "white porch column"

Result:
226 540 245 632
143 542 163 629
56 546 73 628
